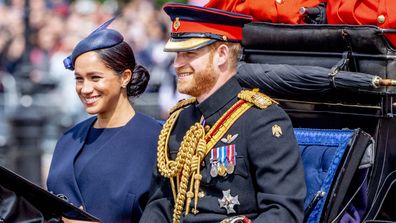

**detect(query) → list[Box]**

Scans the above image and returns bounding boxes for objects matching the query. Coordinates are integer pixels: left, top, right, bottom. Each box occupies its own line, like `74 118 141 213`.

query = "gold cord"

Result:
157 92 264 223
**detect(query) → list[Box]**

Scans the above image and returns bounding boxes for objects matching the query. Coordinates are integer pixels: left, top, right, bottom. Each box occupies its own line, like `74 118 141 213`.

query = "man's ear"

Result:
216 44 229 67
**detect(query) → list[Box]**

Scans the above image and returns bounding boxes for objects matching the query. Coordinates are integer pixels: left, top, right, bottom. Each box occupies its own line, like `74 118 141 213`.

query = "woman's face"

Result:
74 51 124 116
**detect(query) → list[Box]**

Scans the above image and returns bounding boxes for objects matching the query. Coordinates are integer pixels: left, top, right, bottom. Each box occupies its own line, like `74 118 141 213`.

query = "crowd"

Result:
0 0 194 128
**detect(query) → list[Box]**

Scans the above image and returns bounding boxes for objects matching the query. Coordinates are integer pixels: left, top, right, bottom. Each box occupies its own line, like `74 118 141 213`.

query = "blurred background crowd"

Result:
0 0 208 186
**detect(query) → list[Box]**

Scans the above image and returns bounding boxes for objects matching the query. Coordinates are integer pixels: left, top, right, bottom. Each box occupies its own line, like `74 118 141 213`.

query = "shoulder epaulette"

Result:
237 88 278 109
169 97 197 114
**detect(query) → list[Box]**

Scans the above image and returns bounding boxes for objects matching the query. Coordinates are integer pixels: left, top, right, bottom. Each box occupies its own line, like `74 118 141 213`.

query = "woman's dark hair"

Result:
96 41 150 97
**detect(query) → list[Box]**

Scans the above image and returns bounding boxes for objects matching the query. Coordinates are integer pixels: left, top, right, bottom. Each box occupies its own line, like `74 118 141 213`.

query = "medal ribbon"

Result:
210 146 217 163
220 146 225 167
228 144 236 166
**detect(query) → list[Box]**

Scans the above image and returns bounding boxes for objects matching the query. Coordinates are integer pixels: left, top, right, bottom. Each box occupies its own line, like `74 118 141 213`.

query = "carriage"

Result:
238 22 396 223
2 6 396 223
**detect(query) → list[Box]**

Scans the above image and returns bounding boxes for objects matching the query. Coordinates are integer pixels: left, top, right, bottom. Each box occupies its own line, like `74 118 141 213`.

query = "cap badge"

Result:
173 17 181 31
272 124 282 138
218 189 240 214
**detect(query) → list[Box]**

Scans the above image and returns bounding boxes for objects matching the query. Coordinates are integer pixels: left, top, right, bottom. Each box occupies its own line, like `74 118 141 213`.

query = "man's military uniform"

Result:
140 78 306 223
327 0 396 47
205 0 323 24
139 3 306 223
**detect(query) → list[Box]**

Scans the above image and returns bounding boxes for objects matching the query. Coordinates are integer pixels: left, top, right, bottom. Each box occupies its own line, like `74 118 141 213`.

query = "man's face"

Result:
174 46 219 99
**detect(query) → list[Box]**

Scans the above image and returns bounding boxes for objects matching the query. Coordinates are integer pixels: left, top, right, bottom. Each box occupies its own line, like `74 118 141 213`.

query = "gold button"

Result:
378 15 386 24
204 125 211 133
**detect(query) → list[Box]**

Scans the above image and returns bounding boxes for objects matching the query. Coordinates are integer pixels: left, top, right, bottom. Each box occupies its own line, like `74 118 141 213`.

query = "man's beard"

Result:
176 63 218 98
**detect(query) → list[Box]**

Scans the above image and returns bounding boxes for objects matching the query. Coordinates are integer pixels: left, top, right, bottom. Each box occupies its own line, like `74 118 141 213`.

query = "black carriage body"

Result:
241 22 396 223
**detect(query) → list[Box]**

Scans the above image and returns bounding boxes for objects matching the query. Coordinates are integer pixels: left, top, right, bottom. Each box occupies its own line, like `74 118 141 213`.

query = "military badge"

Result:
272 124 283 138
173 17 181 30
218 189 240 214
221 134 238 144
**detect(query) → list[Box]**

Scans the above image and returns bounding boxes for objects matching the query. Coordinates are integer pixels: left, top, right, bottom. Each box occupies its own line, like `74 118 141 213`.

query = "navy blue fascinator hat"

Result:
63 17 123 70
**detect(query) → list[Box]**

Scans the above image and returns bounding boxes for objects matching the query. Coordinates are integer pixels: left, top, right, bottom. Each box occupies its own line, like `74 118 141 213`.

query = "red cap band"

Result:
172 20 243 41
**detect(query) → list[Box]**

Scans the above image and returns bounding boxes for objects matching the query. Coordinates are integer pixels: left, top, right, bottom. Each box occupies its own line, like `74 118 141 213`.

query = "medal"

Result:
226 163 234 174
210 148 219 177
218 146 227 176
218 189 240 214
226 144 236 174
210 162 218 177
218 164 226 176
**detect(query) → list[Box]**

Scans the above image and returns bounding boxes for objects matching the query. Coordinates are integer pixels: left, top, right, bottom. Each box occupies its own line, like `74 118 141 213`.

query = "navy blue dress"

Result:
47 112 161 223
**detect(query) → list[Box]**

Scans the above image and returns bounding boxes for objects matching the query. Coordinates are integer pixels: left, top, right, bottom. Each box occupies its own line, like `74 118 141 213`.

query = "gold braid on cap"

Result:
157 89 271 223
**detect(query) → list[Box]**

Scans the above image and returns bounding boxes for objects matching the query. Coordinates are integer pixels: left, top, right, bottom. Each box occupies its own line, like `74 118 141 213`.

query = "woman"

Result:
47 19 161 223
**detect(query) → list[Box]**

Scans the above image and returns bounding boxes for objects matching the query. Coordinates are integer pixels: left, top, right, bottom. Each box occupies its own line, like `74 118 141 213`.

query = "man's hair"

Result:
209 41 241 70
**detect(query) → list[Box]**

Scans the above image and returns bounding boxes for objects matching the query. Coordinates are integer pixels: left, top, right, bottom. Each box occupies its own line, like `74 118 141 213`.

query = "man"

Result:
140 3 306 223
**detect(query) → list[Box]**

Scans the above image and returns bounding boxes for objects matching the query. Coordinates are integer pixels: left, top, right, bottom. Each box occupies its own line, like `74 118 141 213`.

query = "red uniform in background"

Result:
327 0 396 47
205 0 396 47
204 0 324 24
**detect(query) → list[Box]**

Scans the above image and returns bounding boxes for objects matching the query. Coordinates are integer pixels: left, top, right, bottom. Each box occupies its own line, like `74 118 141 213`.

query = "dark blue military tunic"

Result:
140 77 306 223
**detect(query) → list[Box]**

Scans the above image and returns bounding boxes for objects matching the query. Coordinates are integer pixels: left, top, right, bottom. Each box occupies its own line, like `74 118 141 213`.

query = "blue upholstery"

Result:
294 128 354 223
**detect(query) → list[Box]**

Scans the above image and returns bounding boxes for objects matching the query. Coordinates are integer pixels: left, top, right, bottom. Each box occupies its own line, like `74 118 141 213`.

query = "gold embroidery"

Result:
238 88 277 109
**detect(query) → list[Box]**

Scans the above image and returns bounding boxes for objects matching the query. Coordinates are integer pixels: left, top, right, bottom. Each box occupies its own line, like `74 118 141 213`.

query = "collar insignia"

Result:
272 124 282 138
218 189 240 214
221 134 238 144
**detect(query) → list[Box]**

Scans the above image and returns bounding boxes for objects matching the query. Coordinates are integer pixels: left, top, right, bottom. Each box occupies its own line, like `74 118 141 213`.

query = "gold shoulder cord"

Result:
157 89 274 223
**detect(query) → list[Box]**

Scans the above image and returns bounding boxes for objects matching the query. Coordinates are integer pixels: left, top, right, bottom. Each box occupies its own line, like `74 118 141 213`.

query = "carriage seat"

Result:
294 128 371 223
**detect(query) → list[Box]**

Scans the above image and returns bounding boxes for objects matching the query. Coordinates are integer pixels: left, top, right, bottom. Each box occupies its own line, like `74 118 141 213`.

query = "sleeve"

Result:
247 105 306 223
139 166 173 223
